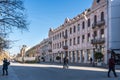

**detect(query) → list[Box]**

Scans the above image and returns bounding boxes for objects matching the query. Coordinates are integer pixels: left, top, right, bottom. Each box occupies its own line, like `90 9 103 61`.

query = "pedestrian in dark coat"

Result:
2 58 10 76
63 56 69 69
90 57 93 64
108 56 117 78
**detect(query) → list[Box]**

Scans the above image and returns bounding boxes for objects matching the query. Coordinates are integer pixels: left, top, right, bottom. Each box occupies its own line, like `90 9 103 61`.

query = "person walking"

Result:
90 57 93 64
2 58 10 76
63 56 69 69
108 56 117 78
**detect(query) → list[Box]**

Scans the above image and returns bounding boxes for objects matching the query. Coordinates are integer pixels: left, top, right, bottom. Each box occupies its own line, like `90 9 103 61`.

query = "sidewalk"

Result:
39 61 120 70
0 63 20 80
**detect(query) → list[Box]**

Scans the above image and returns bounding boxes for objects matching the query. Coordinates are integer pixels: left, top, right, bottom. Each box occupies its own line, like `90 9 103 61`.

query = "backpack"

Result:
7 62 10 66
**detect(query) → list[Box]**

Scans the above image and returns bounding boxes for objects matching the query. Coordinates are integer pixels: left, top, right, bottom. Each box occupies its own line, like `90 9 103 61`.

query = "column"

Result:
69 51 72 63
75 51 77 63
104 48 108 64
78 50 82 63
84 50 87 63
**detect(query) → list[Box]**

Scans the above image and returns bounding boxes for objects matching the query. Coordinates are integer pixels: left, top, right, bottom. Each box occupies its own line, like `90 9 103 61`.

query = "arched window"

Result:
73 37 76 45
82 21 85 29
101 12 104 21
65 29 67 36
77 36 80 44
60 32 61 38
88 18 91 27
94 15 97 24
77 24 80 31
97 0 100 3
70 27 72 34
82 35 85 43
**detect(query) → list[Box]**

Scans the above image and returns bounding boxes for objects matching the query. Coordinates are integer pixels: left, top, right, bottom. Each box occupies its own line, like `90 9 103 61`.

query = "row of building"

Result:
17 0 120 64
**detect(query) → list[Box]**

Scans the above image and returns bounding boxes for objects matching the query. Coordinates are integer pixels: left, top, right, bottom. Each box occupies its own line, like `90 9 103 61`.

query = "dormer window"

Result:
97 0 100 3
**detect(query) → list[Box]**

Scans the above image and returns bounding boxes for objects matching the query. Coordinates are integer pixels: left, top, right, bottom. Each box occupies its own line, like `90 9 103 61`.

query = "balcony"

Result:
62 45 68 50
97 20 105 27
48 49 52 52
92 23 97 29
48 40 52 44
91 38 105 44
63 34 68 39
92 20 105 29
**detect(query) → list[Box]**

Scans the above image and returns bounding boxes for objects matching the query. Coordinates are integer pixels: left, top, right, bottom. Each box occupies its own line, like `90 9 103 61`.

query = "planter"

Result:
97 62 102 66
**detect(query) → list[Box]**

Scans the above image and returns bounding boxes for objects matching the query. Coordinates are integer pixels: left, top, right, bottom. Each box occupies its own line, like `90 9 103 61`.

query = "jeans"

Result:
108 67 117 77
2 68 8 75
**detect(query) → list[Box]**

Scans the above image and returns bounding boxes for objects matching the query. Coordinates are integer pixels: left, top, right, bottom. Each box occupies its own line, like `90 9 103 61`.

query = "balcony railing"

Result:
91 38 105 44
48 40 52 44
92 22 97 29
97 20 105 27
63 34 68 39
48 49 52 52
62 45 68 50
92 20 105 29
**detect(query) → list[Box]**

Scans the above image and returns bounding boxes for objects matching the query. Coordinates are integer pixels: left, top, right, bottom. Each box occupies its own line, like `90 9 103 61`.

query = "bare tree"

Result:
0 0 28 49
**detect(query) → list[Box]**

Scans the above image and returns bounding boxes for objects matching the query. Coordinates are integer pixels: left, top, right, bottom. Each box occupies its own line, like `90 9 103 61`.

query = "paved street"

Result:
0 63 120 80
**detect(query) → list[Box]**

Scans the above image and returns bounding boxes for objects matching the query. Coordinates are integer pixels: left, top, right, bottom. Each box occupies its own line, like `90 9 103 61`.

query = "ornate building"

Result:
26 0 120 64
48 0 108 64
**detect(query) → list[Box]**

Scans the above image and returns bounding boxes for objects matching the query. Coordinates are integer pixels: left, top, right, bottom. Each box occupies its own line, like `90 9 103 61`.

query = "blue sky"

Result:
8 0 93 55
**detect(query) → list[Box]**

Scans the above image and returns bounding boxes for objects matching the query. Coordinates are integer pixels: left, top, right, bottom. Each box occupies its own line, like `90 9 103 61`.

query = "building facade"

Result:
48 0 108 64
25 0 120 64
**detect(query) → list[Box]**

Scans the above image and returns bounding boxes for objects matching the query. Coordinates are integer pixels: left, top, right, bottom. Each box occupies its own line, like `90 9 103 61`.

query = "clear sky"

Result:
8 0 93 55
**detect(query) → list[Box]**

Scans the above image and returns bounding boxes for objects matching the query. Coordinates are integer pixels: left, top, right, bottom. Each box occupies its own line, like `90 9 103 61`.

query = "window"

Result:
65 29 67 37
57 34 59 39
82 21 85 29
70 27 72 34
82 35 85 43
60 32 61 38
73 26 76 33
65 40 67 45
87 33 90 42
93 31 97 38
94 15 97 24
62 31 64 37
100 29 104 38
60 42 61 48
77 24 80 31
101 29 104 34
77 36 80 44
57 43 59 48
88 18 90 27
62 41 64 46
53 36 54 40
101 12 104 21
97 0 100 3
73 38 76 45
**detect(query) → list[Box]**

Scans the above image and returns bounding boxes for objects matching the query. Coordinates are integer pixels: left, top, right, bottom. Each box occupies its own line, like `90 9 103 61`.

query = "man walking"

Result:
108 55 117 78
63 56 69 69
